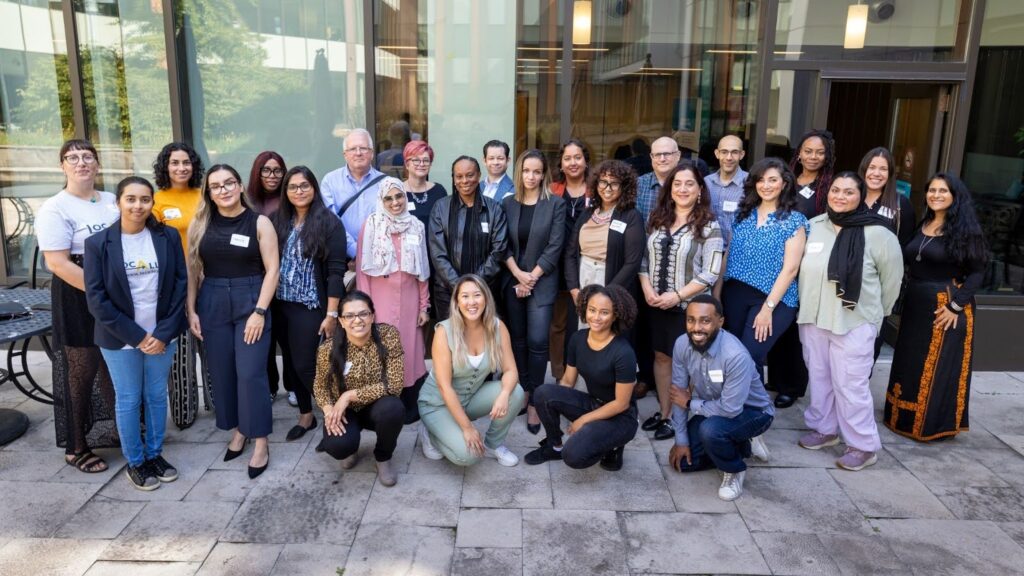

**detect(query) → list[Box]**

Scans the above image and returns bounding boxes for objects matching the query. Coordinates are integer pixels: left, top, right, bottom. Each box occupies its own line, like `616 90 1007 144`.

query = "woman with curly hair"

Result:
525 283 639 471
639 161 724 441
884 173 988 442
152 142 208 428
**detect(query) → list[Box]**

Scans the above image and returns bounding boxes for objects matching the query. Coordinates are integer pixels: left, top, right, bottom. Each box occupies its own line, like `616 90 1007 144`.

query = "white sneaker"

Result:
419 426 443 460
484 445 519 467
718 470 746 501
287 391 298 407
750 435 771 462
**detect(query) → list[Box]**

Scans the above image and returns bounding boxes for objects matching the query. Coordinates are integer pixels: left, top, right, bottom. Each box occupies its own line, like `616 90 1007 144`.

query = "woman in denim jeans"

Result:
84 176 188 490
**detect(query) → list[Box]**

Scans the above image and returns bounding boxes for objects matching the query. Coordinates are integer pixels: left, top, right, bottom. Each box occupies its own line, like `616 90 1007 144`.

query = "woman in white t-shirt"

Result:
84 177 188 490
36 139 120 473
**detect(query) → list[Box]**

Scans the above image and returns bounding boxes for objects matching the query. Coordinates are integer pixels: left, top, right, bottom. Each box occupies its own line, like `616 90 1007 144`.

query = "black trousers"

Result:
533 383 638 469
321 395 405 462
400 376 425 425
272 300 322 414
503 284 554 403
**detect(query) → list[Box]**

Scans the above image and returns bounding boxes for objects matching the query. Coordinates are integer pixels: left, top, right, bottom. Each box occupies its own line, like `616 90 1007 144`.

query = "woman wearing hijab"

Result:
796 171 903 471
357 177 431 422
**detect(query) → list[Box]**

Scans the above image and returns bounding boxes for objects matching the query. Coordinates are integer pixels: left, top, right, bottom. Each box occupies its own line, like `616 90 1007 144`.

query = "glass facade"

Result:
515 0 564 161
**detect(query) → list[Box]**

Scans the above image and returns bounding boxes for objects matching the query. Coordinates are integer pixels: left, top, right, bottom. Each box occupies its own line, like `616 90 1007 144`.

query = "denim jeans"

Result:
504 284 554 402
101 342 177 467
675 406 773 474
533 383 639 469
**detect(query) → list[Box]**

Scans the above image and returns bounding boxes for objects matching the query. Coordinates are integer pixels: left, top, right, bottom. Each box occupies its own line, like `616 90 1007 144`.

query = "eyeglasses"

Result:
408 158 432 166
287 182 312 193
651 151 679 160
345 146 372 155
208 180 240 195
597 179 621 191
261 167 284 177
341 310 373 322
382 193 405 204
63 154 96 165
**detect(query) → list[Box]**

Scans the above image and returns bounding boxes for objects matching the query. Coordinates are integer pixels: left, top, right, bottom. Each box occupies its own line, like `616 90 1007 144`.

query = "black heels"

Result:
248 452 269 479
224 437 249 462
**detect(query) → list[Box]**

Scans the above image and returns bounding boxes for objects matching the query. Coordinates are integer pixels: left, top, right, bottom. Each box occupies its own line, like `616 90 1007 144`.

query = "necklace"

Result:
591 208 613 225
407 190 429 205
915 234 938 262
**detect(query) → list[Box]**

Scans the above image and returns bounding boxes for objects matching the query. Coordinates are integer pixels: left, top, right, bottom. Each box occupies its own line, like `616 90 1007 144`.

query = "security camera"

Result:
869 1 895 23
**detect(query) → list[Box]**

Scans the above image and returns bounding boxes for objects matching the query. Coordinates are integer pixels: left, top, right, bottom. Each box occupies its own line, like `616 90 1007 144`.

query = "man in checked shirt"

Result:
668 294 774 501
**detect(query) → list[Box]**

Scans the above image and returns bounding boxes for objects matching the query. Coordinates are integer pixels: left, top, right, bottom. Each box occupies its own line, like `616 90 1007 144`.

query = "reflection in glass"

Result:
516 0 564 164
765 70 816 161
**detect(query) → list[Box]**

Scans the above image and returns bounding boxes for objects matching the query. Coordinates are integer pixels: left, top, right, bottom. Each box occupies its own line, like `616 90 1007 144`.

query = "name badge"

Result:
162 207 182 220
407 202 416 212
609 219 627 233
229 234 250 248
799 186 815 199
722 200 738 213
407 234 421 246
806 242 824 254
344 361 353 376
708 369 724 383
481 222 489 233
878 206 894 220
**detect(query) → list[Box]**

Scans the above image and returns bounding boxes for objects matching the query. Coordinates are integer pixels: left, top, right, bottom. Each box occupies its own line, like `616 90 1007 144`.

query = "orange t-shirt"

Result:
153 187 202 255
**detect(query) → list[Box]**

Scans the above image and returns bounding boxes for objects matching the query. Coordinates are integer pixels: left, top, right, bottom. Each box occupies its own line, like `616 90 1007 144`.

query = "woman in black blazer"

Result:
84 176 188 491
502 150 566 433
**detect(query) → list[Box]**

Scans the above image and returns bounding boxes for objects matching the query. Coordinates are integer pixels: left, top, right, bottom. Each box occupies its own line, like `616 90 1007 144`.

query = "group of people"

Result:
37 125 986 501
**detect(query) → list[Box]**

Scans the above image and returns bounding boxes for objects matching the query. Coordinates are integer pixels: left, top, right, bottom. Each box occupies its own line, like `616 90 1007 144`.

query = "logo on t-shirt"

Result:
125 258 159 277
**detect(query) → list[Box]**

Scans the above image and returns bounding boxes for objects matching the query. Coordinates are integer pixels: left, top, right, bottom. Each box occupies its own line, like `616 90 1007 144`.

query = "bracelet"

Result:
945 302 962 314
948 300 964 312
675 290 684 303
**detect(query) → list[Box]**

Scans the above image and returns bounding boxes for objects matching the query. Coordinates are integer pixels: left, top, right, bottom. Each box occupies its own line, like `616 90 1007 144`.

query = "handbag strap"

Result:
336 173 387 218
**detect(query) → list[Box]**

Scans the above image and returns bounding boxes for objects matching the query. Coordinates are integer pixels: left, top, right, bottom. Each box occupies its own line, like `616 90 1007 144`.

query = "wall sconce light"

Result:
573 0 592 46
844 3 869 49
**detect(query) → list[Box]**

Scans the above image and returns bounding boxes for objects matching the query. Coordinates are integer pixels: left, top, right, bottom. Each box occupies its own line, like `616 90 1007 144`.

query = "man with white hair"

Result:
635 136 681 223
321 128 387 258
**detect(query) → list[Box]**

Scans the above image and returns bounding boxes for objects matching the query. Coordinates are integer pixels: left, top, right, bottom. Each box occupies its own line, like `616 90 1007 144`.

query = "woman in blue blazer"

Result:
84 176 188 491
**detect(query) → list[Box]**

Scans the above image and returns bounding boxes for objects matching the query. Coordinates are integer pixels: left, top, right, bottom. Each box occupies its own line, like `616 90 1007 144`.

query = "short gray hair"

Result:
343 128 375 151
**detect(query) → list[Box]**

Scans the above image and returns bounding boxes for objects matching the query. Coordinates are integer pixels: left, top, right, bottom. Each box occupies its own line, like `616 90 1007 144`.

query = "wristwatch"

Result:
764 299 776 310
327 310 339 318
253 307 266 316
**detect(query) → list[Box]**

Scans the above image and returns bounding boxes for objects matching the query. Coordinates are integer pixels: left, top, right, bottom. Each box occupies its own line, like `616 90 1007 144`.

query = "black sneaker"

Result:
146 455 179 483
524 439 563 466
641 412 663 431
599 446 624 471
126 464 160 491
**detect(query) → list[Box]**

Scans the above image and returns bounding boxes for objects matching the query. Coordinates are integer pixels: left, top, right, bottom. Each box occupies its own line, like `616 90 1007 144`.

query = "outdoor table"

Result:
0 288 53 445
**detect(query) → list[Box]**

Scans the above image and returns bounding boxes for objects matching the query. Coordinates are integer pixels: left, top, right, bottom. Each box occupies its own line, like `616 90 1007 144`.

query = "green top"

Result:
797 214 904 335
418 318 502 413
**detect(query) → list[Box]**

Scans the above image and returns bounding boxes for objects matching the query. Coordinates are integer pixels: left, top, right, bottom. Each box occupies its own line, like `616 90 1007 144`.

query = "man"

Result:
479 139 514 201
668 294 773 501
636 136 681 223
704 135 748 247
321 128 387 258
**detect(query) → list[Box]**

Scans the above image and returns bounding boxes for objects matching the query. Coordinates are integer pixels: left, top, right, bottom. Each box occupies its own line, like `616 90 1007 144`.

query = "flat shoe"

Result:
653 420 675 441
526 421 541 435
286 416 318 441
599 446 624 471
774 394 797 409
641 412 663 431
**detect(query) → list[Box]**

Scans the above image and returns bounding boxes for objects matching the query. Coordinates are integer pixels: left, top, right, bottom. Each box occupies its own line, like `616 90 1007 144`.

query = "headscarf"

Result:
826 188 890 310
359 176 429 280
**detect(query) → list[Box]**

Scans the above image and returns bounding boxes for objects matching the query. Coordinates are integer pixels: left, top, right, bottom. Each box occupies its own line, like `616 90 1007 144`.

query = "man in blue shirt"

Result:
668 294 774 501
320 128 386 258
479 139 514 201
704 135 748 247
635 136 681 223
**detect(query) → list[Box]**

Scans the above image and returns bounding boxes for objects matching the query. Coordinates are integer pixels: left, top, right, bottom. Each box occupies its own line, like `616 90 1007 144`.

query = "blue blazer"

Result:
479 174 515 201
84 220 188 349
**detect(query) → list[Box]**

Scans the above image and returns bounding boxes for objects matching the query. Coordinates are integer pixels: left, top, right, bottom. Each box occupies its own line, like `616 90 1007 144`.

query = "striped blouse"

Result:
640 221 724 307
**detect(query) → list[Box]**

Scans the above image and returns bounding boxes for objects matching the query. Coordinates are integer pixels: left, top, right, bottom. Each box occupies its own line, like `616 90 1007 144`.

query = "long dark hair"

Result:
553 138 591 184
923 173 988 267
246 151 287 213
647 160 715 239
115 176 161 229
586 159 638 212
789 129 836 215
272 166 336 260
858 146 898 218
735 157 799 224
328 291 388 394
153 142 204 190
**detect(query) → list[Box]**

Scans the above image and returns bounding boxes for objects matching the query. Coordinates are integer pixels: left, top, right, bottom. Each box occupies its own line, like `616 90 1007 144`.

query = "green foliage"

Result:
1015 126 1024 157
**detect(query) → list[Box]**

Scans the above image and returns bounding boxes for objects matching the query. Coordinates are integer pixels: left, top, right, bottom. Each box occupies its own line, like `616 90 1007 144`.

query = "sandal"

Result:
66 451 108 473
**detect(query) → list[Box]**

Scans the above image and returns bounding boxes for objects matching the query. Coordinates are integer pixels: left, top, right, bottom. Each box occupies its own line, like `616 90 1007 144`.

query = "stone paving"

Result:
2 351 1024 575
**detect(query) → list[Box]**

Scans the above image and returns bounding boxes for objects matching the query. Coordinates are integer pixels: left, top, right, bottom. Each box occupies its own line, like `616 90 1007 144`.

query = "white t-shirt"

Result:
36 190 119 255
121 228 160 348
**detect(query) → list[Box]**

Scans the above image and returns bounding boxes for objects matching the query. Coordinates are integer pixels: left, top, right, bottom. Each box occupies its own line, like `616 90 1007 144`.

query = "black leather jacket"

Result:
427 193 508 290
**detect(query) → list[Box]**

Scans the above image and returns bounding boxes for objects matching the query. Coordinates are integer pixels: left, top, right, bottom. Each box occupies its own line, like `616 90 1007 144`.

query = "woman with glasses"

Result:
152 142 208 429
247 151 288 401
402 140 446 230
313 291 406 486
357 177 430 423
37 139 119 473
272 166 347 442
187 164 280 479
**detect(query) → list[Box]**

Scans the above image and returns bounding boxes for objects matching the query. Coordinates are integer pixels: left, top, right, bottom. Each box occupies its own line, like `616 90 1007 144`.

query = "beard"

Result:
687 327 720 354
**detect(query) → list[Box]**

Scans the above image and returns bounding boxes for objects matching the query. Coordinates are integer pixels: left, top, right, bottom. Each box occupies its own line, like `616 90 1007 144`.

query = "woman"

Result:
417 274 526 467
502 150 566 434
549 139 590 381
402 140 447 230
427 157 508 319
313 292 406 486
152 142 208 429
884 173 988 442
357 177 430 423
639 162 724 441
272 166 347 441
859 147 916 248
525 284 639 471
796 172 903 471
37 139 119 473
84 176 188 490
247 151 287 401
564 159 645 322
187 164 280 479
722 158 807 384
769 130 837 408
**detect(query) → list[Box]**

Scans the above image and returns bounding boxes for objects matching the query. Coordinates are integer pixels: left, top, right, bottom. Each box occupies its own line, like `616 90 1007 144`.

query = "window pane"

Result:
0 0 75 278
775 0 965 62
515 0 564 162
181 0 366 180
765 70 817 160
962 0 1024 293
